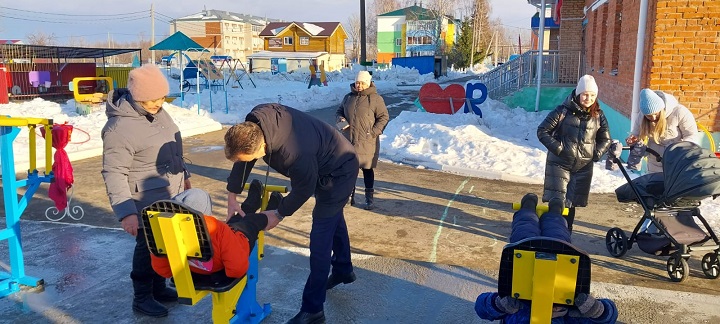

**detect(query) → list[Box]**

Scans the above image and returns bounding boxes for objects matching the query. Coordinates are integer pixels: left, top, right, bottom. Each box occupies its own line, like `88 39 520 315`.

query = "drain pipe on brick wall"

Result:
630 0 650 135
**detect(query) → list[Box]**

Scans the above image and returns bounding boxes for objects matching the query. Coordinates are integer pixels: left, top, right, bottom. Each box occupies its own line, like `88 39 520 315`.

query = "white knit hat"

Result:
356 71 372 84
639 88 665 115
172 188 213 215
576 75 598 95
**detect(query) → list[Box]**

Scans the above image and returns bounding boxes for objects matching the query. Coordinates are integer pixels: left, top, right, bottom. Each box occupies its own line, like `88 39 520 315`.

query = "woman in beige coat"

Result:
336 71 389 210
626 88 698 173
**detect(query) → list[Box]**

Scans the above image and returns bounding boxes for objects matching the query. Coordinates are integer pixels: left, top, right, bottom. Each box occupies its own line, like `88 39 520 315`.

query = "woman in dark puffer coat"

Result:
336 71 389 210
537 75 611 230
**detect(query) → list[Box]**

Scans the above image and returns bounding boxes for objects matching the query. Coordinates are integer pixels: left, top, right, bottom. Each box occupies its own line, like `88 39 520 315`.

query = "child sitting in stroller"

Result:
475 194 618 323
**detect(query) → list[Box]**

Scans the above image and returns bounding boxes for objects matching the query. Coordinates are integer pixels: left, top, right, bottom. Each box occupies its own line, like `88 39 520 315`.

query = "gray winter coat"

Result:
630 91 698 173
537 92 611 207
336 82 389 169
101 89 188 222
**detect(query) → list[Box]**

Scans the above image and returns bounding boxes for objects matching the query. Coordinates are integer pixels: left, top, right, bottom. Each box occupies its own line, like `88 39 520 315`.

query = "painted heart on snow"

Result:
418 83 466 114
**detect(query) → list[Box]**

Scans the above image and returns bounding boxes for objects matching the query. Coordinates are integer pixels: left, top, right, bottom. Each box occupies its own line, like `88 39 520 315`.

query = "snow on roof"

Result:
302 23 325 36
247 51 327 59
271 27 285 35
180 13 206 19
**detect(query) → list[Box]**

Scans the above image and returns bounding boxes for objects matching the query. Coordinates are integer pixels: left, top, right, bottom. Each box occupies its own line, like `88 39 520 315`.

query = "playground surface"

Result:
2 97 720 323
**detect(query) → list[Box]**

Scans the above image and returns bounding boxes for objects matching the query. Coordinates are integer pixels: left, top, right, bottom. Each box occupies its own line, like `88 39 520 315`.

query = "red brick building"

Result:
554 0 720 131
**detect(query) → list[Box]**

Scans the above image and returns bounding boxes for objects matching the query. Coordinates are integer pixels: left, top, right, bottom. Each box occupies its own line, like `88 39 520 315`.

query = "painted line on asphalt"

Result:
429 178 468 263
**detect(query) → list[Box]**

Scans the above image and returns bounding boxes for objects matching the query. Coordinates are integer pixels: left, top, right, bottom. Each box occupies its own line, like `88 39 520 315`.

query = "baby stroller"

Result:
605 141 720 282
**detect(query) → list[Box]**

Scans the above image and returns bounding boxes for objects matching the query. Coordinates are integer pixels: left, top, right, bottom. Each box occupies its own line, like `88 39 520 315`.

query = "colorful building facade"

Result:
376 5 457 64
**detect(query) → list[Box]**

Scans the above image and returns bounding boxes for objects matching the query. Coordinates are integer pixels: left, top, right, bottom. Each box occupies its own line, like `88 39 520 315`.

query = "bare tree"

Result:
367 0 402 60
404 0 460 56
25 31 58 45
345 14 361 63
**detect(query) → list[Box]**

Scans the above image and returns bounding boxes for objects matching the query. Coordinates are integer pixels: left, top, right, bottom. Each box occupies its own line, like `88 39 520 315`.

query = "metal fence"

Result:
478 50 582 100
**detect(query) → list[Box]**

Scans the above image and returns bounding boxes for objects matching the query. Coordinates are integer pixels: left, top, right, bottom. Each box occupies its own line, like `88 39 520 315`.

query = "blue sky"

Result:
0 0 536 44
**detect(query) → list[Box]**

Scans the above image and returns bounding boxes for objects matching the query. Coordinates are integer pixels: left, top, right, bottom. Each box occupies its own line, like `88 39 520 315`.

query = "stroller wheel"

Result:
605 227 628 257
666 256 689 282
701 252 720 279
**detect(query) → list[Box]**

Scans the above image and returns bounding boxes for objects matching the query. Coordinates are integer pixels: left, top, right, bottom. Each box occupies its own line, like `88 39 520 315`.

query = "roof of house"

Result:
174 9 283 25
149 31 207 51
378 5 455 22
259 22 343 37
0 44 140 59
248 51 328 59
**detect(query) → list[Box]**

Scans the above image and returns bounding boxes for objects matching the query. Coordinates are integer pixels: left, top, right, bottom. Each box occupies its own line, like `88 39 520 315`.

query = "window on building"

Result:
396 38 401 46
610 3 623 75
599 5 609 73
283 37 293 45
395 52 401 57
269 38 282 48
300 37 310 45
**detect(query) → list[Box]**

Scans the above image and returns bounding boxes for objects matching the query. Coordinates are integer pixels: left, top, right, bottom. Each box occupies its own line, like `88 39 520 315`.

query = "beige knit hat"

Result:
575 74 598 95
127 65 170 102
356 71 372 85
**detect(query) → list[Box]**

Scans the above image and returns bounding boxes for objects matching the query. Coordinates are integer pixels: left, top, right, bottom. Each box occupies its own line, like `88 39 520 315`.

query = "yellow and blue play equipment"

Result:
141 184 287 323
68 77 114 115
0 116 54 298
500 202 590 323
511 202 569 216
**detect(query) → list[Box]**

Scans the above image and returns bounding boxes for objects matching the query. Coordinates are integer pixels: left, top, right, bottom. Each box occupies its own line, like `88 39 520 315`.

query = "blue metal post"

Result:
230 244 271 323
0 125 49 297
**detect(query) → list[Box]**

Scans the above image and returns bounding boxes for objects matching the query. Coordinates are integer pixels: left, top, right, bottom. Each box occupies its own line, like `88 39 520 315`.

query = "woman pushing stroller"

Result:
625 88 697 173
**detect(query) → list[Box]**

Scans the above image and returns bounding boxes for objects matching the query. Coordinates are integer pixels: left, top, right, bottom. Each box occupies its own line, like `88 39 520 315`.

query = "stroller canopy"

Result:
662 141 720 202
616 141 720 206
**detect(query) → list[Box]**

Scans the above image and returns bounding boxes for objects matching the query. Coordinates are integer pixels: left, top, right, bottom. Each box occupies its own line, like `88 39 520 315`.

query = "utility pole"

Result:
151 3 155 65
469 12 476 70
360 0 367 65
494 29 499 66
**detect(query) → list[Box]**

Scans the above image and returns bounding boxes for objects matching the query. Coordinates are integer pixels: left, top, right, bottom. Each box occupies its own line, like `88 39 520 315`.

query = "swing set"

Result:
0 116 54 298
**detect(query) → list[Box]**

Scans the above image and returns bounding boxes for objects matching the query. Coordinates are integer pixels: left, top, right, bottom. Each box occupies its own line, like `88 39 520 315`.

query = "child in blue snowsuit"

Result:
475 194 618 324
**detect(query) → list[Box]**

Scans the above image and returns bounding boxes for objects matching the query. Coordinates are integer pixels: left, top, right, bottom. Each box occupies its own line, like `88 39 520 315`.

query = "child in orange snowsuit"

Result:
150 181 280 279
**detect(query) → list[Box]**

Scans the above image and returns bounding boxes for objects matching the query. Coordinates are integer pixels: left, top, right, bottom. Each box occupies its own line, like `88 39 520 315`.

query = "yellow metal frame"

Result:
511 202 569 216
145 182 287 323
146 211 209 305
70 77 114 104
243 183 288 261
697 123 715 152
0 116 53 173
511 250 580 324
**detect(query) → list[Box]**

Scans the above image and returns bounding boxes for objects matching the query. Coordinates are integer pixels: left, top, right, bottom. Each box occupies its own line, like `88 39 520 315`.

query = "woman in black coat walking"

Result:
537 75 611 230
336 71 389 210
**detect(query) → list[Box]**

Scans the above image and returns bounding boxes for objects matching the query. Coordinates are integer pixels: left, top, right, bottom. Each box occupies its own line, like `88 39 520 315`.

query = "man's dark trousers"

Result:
300 209 353 313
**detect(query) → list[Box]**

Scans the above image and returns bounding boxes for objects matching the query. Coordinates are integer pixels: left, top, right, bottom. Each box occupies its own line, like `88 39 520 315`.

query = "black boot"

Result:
152 277 178 303
267 191 283 211
520 193 538 211
326 272 356 290
364 188 374 210
241 179 264 214
286 310 326 324
133 280 168 317
566 206 576 231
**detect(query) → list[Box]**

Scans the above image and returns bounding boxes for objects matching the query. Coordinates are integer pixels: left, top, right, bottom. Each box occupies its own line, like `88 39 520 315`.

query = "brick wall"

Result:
558 0 585 83
649 0 720 131
584 0 720 131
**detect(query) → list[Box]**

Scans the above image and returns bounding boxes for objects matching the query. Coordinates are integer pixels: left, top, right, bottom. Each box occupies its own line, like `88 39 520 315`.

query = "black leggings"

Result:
362 168 374 189
227 213 268 250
